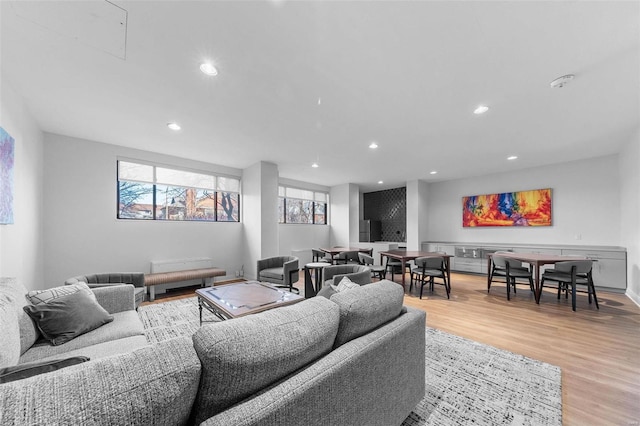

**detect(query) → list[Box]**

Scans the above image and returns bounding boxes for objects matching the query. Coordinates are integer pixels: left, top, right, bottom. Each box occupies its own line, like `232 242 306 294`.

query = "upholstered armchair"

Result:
65 272 146 308
256 256 300 293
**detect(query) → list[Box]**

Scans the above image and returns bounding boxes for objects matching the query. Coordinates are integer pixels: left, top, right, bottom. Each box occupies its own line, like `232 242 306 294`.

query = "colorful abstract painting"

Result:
463 188 552 227
0 127 15 224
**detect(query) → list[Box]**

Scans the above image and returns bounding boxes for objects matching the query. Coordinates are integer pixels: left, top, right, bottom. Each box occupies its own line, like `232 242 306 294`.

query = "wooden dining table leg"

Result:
486 256 492 289
534 263 542 304
401 259 407 286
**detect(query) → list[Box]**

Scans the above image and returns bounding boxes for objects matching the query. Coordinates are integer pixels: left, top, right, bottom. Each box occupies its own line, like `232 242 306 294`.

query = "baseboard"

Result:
626 288 640 308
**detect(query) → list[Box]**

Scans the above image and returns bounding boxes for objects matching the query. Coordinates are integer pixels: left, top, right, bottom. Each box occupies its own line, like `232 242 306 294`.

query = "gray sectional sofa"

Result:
198 280 426 426
0 278 201 425
1 278 426 425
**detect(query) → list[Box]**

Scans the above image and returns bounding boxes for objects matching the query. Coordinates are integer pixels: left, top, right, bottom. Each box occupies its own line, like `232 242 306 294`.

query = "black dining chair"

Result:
488 254 534 301
312 249 331 263
385 258 412 282
540 259 598 311
410 256 450 299
336 250 360 265
358 253 386 280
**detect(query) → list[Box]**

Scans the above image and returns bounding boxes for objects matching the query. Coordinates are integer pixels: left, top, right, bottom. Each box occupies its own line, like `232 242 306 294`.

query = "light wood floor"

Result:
143 273 640 426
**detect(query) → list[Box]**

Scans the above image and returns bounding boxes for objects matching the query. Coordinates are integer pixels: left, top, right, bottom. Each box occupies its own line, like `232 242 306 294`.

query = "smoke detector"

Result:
550 74 575 88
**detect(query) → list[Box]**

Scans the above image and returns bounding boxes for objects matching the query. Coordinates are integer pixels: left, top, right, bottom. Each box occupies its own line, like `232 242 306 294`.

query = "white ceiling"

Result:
2 0 639 192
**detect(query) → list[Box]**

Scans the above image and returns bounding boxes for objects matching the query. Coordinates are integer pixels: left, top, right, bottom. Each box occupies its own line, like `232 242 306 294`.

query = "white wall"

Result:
427 155 621 246
279 224 330 264
619 131 640 306
330 183 359 246
242 161 279 280
406 179 429 250
0 82 44 290
349 183 360 244
43 133 244 286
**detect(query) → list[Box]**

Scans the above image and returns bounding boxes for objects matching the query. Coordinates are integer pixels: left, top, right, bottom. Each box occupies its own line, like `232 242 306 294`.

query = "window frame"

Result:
117 159 241 222
278 185 328 225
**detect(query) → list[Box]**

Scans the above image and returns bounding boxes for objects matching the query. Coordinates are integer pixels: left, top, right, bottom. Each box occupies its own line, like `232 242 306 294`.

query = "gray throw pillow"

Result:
0 356 90 383
24 290 114 346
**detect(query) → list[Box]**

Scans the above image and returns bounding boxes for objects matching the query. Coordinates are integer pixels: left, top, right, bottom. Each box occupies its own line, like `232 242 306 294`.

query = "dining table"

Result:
379 250 453 287
486 252 589 304
319 247 372 264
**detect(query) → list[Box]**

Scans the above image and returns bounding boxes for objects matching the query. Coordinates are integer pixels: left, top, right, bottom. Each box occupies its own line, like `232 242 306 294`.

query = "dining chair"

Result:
410 256 450 299
358 253 386 280
488 254 534 301
336 250 360 265
540 259 598 311
312 249 332 263
384 258 412 282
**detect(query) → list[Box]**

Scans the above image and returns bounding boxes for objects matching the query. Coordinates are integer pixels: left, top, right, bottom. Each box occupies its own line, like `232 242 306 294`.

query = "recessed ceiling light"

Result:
167 122 181 131
378 180 383 184
507 155 518 160
430 171 437 175
369 142 378 149
311 162 319 168
474 105 489 114
200 62 218 76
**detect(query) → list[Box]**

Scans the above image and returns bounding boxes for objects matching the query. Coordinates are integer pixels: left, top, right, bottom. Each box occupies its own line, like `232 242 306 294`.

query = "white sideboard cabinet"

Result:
422 241 627 291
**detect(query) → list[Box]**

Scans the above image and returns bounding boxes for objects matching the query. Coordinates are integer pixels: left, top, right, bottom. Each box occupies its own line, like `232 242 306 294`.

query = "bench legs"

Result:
147 277 217 302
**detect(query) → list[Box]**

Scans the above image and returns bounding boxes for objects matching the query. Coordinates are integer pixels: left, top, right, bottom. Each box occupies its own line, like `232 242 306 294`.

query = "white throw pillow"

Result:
331 276 360 293
26 282 94 305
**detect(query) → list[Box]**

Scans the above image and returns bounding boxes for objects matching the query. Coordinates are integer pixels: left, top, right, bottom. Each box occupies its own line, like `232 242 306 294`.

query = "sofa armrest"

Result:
200 307 426 426
0 337 201 425
91 284 135 314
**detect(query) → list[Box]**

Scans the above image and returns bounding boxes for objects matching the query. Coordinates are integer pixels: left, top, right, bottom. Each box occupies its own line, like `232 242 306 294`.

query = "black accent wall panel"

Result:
363 187 406 242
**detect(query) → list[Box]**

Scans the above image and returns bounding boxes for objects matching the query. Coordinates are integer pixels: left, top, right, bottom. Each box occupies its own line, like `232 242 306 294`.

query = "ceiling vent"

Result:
550 74 575 88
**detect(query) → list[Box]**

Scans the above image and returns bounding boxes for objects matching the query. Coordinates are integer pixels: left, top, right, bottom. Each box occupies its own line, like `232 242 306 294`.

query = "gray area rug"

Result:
138 297 562 426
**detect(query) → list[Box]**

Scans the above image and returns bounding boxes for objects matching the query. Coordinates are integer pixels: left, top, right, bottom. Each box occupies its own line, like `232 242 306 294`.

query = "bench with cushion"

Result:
145 268 226 301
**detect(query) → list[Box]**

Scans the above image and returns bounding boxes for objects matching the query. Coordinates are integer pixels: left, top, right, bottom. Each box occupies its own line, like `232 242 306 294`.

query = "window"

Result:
117 160 240 222
278 186 328 224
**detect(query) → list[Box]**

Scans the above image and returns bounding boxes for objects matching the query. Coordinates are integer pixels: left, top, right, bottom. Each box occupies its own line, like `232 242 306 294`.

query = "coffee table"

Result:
195 281 303 323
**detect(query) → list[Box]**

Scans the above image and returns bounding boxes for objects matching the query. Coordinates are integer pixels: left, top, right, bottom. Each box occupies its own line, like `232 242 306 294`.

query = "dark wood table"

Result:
195 281 303 323
304 261 330 298
486 252 588 304
379 250 453 287
319 247 372 264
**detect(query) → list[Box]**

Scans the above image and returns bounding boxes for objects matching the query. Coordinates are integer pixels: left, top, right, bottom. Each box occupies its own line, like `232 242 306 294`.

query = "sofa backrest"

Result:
329 280 405 348
65 273 145 288
191 296 340 424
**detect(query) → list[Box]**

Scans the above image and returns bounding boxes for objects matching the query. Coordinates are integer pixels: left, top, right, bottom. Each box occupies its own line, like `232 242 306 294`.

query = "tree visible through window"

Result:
117 161 240 222
278 186 327 224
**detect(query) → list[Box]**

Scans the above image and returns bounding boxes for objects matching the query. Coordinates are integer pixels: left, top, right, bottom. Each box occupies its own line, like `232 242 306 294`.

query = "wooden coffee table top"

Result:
196 281 303 319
